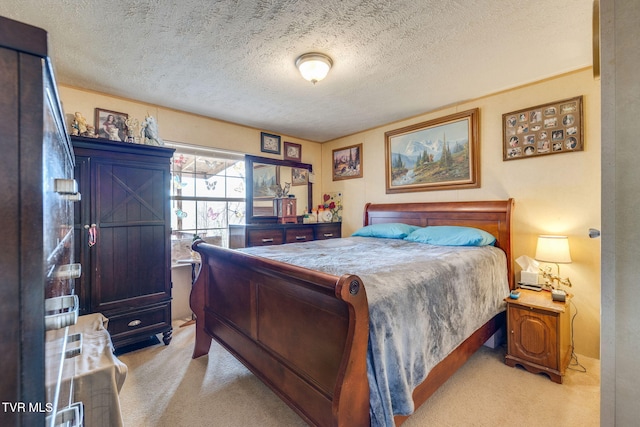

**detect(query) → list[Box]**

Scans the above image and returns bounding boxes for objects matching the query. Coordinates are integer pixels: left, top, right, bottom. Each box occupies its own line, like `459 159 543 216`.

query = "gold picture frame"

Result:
385 109 479 193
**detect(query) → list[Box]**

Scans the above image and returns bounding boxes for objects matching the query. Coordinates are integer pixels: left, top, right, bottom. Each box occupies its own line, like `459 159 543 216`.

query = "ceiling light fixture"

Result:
295 52 333 84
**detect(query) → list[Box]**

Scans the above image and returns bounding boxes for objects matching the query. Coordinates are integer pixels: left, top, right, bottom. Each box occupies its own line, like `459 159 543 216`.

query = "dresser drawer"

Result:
285 227 314 243
106 303 171 340
247 228 284 246
234 222 343 248
315 223 341 240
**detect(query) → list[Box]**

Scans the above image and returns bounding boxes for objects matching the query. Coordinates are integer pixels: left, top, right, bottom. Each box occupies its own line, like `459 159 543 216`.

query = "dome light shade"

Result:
295 53 332 84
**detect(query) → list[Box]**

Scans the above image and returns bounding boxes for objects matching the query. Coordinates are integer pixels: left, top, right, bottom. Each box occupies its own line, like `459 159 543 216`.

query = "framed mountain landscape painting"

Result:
385 109 479 193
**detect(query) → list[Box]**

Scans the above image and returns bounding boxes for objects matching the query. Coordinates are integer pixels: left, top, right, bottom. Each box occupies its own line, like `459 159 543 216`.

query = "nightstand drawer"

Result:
247 229 284 246
285 227 314 243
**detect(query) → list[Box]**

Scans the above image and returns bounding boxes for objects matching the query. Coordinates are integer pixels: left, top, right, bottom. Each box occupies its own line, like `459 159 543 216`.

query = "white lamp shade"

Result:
535 235 572 263
296 53 332 84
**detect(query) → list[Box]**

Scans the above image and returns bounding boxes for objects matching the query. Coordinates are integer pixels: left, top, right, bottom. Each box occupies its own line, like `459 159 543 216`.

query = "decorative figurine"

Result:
140 114 164 146
85 125 97 137
125 117 139 143
70 111 89 136
274 182 291 198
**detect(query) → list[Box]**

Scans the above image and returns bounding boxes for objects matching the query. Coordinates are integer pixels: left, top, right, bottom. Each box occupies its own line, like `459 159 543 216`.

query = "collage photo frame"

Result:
503 96 584 160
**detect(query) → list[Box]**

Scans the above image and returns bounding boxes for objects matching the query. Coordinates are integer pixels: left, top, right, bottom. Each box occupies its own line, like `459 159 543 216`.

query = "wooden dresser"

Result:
72 136 174 350
1 16 83 426
229 222 341 248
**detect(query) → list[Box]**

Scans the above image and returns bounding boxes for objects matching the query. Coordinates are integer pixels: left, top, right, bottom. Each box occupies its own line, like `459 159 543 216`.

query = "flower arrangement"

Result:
320 192 343 222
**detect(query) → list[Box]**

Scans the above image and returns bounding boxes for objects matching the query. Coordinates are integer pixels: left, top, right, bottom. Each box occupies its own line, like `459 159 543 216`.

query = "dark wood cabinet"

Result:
505 289 572 383
1 16 82 426
229 222 342 248
72 136 175 350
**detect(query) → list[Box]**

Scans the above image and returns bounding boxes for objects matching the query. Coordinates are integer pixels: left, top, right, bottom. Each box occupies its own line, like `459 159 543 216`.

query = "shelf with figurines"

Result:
68 110 165 146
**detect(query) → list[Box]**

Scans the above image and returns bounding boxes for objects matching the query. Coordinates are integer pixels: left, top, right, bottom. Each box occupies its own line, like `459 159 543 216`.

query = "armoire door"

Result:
91 158 171 313
74 155 91 314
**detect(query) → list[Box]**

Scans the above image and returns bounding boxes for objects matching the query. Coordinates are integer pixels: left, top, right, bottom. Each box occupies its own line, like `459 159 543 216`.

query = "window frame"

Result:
166 141 245 250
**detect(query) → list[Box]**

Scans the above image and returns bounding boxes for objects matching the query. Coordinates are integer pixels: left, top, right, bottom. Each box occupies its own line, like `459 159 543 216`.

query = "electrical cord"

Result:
567 299 587 373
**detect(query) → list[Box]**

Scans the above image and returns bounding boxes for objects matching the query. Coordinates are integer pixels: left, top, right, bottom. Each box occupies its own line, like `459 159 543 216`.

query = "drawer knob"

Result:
128 319 142 327
323 233 334 237
295 236 307 240
261 238 274 243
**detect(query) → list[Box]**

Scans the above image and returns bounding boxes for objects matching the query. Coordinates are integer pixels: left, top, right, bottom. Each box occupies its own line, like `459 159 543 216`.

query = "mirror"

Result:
245 155 313 223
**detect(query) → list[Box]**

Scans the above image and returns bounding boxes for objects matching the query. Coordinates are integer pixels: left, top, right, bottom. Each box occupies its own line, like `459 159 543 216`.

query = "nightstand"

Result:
504 288 572 383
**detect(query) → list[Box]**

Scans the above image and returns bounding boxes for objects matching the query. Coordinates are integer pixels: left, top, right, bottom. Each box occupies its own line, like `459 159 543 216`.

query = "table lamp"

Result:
535 235 572 291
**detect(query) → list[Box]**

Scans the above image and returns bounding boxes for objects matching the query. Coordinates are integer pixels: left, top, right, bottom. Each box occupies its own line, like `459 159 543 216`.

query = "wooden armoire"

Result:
71 136 174 350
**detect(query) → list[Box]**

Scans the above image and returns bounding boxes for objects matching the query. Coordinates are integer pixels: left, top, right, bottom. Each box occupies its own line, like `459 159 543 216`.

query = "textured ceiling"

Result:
0 0 594 142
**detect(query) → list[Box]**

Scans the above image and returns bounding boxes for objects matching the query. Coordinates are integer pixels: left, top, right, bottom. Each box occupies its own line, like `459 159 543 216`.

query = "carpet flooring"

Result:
117 321 600 426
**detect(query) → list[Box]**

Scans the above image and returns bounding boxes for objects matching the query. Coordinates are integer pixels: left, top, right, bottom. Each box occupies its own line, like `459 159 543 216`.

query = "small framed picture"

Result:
332 143 363 181
291 167 309 186
95 108 128 141
284 142 302 161
260 132 281 154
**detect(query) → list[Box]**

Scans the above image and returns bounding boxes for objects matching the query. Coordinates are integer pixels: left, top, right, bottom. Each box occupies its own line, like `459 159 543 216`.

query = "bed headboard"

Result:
364 199 515 289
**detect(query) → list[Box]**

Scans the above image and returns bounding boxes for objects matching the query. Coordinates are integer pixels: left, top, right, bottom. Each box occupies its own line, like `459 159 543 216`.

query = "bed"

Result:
190 199 514 426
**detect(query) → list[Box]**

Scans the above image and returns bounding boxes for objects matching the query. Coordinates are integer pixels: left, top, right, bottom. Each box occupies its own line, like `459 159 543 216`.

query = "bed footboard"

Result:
190 241 370 427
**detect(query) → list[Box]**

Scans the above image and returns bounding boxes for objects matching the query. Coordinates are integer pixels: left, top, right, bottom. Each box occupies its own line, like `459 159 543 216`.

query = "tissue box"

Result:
520 271 539 285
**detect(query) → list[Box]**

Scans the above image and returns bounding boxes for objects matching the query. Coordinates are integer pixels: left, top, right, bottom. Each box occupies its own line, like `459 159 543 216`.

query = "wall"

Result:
321 68 601 359
58 85 323 322
600 0 640 425
59 69 601 359
58 85 323 184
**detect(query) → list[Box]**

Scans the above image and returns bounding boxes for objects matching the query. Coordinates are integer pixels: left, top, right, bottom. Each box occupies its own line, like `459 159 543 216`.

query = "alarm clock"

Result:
320 210 333 222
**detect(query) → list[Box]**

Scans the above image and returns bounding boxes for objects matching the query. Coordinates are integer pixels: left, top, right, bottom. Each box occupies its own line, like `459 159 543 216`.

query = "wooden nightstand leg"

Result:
505 355 563 383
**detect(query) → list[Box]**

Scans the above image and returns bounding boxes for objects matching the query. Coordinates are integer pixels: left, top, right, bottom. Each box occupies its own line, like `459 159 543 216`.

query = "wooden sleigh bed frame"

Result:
190 199 514 426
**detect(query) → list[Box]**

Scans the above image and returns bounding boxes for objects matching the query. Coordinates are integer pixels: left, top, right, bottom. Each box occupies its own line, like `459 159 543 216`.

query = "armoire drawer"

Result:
106 303 171 339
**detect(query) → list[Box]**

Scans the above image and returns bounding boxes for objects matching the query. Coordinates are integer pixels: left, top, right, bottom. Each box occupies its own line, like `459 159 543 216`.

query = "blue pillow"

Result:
404 226 496 246
352 223 421 239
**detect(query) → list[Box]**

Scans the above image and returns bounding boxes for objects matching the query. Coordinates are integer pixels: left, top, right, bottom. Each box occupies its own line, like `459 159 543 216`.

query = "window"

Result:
167 142 245 261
